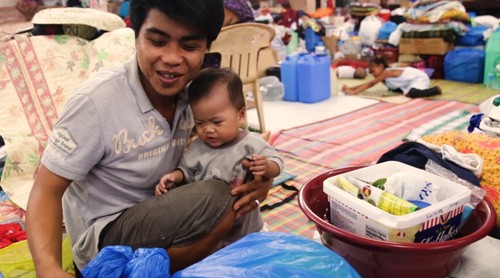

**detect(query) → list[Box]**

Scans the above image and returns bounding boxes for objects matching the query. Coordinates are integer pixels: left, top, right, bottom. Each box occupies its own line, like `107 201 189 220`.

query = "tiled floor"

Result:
247 74 381 133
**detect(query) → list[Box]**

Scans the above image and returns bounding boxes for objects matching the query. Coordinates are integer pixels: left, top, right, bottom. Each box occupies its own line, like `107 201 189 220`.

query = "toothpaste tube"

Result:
337 175 362 199
338 175 419 216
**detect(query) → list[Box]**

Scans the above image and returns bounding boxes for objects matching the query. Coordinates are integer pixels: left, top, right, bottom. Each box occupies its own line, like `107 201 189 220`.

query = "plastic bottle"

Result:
286 30 298 55
492 61 500 90
487 70 494 89
315 41 327 56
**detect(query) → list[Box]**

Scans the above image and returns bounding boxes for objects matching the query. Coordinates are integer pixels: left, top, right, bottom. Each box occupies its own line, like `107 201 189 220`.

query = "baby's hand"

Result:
248 154 269 176
155 174 176 196
343 88 359 95
341 84 354 94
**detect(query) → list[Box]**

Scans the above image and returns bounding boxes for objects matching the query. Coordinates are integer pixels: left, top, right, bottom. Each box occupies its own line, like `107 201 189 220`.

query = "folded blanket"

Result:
406 0 469 24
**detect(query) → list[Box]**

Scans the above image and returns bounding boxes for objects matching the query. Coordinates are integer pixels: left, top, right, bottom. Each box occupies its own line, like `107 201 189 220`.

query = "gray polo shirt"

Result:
42 55 193 269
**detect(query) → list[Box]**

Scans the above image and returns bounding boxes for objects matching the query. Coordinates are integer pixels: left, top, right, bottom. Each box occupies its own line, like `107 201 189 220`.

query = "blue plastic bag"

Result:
444 48 485 83
377 21 397 40
123 248 170 278
173 232 361 278
82 246 170 278
456 26 488 46
82 246 134 278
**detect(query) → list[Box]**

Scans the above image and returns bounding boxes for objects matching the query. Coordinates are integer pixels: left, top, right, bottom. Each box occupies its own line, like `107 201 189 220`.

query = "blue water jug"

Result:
297 53 331 103
280 53 302 102
305 27 321 53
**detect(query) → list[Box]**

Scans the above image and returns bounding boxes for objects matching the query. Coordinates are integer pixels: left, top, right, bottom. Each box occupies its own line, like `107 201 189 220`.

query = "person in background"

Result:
15 0 40 21
155 67 283 247
25 0 272 277
342 56 441 98
223 0 255 26
336 65 367 79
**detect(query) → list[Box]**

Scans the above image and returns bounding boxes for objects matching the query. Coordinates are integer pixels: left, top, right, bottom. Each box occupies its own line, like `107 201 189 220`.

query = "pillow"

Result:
0 27 135 210
31 7 126 40
422 130 500 226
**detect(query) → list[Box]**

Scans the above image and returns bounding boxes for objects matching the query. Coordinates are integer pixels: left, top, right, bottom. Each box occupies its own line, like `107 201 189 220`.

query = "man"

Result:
26 0 272 276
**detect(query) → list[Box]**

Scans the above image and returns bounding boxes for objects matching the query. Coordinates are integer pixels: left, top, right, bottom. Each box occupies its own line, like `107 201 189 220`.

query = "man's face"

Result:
135 9 207 100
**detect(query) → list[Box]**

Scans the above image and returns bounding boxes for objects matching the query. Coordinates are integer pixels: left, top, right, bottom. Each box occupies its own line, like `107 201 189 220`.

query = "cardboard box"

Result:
289 0 317 13
399 38 454 55
321 36 338 57
323 161 472 243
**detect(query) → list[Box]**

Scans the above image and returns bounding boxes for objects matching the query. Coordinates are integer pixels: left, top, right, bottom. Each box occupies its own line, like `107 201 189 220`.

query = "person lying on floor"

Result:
336 65 367 79
341 56 441 98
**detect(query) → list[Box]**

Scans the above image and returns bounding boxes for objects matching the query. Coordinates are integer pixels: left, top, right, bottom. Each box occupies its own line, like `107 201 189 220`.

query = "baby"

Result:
337 65 367 79
155 67 283 246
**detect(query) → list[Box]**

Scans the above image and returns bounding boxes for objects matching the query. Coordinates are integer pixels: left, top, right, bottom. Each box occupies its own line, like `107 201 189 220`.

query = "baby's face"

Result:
191 85 245 148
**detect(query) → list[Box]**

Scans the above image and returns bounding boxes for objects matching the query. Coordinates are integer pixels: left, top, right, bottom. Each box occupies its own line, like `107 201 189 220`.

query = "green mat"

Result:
429 79 500 105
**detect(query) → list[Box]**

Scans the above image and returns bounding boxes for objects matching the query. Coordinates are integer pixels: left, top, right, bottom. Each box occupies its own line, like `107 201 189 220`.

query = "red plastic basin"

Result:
298 167 496 278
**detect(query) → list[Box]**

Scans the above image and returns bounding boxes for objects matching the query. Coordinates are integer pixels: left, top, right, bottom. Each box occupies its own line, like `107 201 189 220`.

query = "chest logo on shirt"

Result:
50 128 78 154
113 116 164 155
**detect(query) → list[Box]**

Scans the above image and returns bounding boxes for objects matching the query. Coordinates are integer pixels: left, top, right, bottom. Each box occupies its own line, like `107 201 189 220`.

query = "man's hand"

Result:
232 161 272 219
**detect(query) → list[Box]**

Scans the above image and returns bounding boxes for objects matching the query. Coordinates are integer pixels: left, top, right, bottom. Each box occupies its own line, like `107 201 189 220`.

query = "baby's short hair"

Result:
354 67 367 79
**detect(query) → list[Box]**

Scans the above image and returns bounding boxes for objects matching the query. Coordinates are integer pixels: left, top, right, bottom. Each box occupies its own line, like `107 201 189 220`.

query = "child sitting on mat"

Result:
341 56 441 98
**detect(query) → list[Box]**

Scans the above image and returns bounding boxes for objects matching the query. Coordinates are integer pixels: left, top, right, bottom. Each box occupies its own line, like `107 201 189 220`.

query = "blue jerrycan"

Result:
297 53 331 103
280 53 303 102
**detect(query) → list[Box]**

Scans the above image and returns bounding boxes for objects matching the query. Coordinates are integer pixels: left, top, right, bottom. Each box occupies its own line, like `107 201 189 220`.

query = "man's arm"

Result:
26 165 73 278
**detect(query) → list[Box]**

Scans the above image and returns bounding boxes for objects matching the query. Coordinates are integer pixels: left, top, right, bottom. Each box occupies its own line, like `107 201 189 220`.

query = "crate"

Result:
323 161 472 243
289 0 317 13
399 38 453 55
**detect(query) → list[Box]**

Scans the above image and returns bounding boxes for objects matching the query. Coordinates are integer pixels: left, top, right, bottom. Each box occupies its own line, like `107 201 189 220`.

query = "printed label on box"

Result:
328 196 464 243
415 206 463 243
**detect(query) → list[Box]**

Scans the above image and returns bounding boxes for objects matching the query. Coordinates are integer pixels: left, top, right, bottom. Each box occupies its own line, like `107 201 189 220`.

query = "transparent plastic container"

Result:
258 76 284 101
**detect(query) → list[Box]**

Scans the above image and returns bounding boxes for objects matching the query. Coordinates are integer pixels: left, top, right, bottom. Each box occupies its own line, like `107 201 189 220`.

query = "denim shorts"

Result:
99 179 235 249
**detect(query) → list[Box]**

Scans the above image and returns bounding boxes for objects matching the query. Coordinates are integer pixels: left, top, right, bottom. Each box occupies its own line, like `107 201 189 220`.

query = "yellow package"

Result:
0 235 74 277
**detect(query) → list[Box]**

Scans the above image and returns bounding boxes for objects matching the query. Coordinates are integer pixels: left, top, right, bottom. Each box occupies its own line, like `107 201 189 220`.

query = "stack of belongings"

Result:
348 1 381 30
388 0 470 79
444 15 500 84
373 14 399 65
349 1 381 17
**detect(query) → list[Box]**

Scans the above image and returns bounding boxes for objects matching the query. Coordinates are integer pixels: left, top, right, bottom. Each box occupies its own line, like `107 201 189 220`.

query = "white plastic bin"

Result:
323 161 472 243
